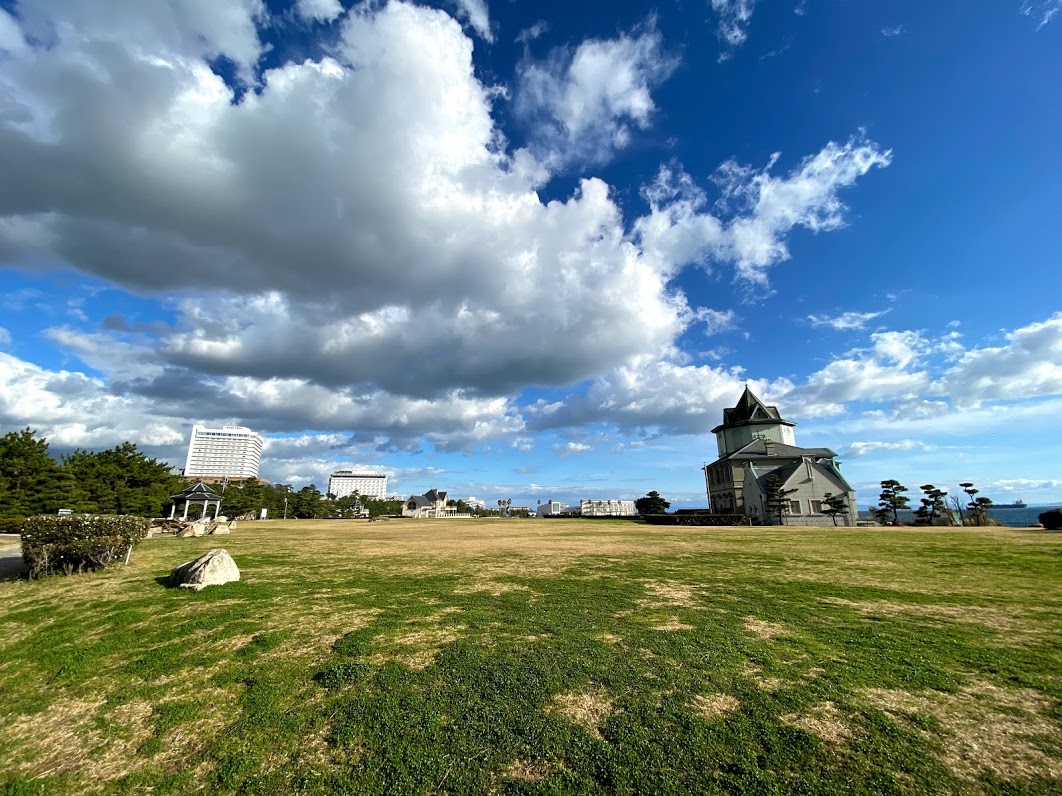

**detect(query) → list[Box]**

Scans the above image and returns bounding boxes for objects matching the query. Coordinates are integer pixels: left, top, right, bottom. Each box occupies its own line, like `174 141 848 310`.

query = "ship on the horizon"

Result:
994 499 1027 509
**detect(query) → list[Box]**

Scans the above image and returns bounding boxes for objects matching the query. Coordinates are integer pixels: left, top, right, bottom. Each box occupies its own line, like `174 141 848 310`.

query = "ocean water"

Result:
858 506 1060 528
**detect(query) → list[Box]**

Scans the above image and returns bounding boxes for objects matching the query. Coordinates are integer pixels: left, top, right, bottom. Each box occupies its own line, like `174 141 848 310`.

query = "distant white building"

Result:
183 425 263 480
328 471 388 500
579 499 636 517
466 496 486 510
536 500 569 517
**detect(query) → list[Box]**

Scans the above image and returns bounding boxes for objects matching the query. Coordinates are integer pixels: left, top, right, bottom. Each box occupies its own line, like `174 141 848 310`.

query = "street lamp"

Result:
283 497 288 520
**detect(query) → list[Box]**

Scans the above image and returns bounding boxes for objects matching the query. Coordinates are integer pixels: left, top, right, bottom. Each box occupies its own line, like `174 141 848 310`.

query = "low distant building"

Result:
402 488 457 518
466 496 486 511
328 471 388 500
579 499 636 517
536 500 569 517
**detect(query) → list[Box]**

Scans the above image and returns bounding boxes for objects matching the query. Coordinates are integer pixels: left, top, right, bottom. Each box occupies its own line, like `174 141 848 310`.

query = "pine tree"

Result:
821 492 849 526
764 474 798 525
914 484 948 526
875 480 910 526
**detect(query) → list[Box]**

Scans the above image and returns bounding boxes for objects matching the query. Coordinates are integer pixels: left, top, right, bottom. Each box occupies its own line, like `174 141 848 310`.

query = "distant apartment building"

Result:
466 496 486 510
328 471 388 500
579 499 636 517
183 425 263 480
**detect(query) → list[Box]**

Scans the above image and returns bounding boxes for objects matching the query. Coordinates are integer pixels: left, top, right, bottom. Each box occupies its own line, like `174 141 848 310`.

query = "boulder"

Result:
176 521 206 538
170 548 240 591
208 523 230 535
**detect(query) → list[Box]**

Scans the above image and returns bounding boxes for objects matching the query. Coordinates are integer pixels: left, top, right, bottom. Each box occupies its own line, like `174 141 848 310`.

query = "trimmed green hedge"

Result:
1039 508 1062 531
643 514 752 526
21 514 151 578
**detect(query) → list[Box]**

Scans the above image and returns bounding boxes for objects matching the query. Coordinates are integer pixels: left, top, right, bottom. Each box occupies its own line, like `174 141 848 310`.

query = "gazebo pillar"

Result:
182 501 190 520
169 503 176 519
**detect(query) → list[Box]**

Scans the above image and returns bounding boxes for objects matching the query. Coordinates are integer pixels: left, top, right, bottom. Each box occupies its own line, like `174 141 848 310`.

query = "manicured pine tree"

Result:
764 474 798 525
875 480 910 526
914 484 948 526
821 492 849 526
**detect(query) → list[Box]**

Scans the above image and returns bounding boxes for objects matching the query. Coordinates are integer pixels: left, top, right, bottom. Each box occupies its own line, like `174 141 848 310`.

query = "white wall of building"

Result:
579 499 636 517
328 471 388 499
183 425 263 479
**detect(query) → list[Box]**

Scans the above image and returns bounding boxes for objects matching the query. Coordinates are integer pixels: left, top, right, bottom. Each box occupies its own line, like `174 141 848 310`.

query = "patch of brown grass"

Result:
551 689 615 739
781 701 852 743
453 580 532 597
503 759 555 781
0 694 155 782
740 662 784 691
639 580 699 609
370 625 466 670
651 616 694 631
691 693 740 719
860 680 1062 781
742 617 791 641
822 598 1047 644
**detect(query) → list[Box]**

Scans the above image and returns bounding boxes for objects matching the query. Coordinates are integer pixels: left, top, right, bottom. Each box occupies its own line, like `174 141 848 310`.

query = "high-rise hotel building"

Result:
328 471 388 499
183 425 264 480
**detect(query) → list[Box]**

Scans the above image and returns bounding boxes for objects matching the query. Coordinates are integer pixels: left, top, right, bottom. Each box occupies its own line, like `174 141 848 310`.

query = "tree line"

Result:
0 428 183 523
874 480 994 526
0 427 410 525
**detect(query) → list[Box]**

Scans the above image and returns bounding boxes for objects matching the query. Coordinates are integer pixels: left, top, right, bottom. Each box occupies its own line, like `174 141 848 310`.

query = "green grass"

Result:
1 520 1060 794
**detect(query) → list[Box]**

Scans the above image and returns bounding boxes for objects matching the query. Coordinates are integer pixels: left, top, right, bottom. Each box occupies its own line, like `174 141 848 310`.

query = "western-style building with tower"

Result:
703 387 858 526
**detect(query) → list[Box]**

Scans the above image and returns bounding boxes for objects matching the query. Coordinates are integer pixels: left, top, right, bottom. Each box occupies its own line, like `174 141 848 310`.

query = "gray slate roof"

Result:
721 438 836 462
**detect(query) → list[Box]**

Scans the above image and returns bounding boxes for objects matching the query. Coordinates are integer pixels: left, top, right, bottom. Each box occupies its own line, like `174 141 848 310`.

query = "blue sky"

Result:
1 0 1061 509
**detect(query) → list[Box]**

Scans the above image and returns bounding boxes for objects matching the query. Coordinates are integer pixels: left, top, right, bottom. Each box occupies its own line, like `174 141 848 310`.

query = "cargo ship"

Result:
994 499 1027 509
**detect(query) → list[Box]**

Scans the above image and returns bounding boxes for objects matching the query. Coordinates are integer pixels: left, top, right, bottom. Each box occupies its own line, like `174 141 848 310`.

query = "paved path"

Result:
0 544 26 581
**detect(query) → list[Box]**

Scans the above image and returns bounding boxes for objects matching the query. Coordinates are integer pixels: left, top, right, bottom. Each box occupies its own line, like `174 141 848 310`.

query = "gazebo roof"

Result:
171 481 222 501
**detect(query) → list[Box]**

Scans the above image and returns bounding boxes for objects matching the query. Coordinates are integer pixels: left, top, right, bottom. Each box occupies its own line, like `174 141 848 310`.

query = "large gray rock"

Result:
170 548 240 591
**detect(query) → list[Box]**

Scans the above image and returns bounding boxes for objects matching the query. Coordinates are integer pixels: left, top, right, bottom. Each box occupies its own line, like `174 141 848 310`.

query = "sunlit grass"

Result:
1 519 1060 794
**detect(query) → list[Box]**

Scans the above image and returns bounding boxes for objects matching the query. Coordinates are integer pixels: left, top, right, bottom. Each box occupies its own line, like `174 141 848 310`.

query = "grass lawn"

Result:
1 519 1061 794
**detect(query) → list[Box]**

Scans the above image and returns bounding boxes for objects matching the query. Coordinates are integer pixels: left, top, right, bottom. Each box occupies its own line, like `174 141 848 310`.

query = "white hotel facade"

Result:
183 425 264 480
328 471 388 500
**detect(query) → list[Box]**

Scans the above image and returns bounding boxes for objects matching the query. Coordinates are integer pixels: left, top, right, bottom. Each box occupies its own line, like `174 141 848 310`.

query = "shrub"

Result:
642 514 752 526
0 516 25 535
1039 508 1062 531
21 514 151 578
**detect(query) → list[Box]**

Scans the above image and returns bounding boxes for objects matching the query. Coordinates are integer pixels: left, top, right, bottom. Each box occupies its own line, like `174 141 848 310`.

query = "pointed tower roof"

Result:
711 387 795 434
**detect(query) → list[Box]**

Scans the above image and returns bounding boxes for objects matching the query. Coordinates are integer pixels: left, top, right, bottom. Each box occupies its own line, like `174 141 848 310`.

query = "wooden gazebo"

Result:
169 481 223 521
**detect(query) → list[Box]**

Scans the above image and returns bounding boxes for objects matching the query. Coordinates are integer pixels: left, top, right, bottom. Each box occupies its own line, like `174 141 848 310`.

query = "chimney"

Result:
764 439 775 455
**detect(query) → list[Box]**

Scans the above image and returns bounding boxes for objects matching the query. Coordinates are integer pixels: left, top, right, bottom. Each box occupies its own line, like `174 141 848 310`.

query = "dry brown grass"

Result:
551 689 615 739
822 597 1048 644
502 759 555 781
651 616 694 631
742 617 791 641
691 693 741 719
0 694 155 783
781 701 852 744
861 680 1062 781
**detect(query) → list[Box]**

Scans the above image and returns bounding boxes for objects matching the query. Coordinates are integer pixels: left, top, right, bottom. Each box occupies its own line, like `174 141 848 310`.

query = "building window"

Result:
809 500 822 514
788 500 801 515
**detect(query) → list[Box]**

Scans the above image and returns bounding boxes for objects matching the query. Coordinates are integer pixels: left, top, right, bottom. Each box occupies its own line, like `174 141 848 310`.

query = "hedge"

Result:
21 514 151 578
1039 508 1062 531
642 514 752 526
